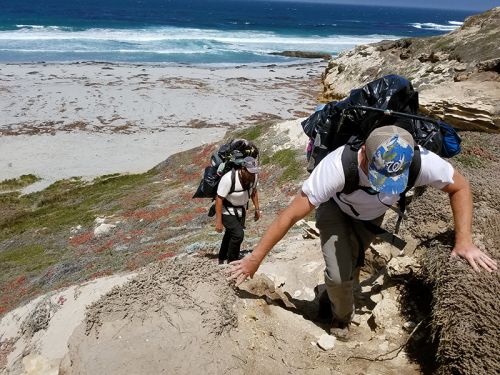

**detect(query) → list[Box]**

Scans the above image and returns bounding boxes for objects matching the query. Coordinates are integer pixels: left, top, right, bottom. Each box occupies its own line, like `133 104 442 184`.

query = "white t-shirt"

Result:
217 169 258 216
302 145 454 220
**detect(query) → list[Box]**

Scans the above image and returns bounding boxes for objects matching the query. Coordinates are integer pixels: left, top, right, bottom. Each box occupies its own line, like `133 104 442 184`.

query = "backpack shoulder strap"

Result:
224 169 249 215
395 146 422 234
229 168 236 195
223 169 239 207
406 146 421 190
340 141 361 195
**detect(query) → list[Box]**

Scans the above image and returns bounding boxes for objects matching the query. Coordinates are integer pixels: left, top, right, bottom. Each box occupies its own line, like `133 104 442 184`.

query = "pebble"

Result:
403 321 416 331
317 334 337 351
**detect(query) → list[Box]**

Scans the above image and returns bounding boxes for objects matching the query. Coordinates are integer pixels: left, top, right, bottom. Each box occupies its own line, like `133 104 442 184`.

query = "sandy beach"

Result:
0 61 325 191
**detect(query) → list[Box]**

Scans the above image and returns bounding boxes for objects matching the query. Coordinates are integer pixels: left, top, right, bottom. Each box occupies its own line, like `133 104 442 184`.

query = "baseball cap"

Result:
242 156 260 174
365 125 415 194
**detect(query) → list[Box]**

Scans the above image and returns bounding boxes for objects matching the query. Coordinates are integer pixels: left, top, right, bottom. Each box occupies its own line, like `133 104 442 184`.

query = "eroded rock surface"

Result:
321 7 500 132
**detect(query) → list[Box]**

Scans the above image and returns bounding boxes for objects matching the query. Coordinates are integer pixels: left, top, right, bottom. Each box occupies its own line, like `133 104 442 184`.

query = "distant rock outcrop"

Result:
320 7 500 132
270 50 332 60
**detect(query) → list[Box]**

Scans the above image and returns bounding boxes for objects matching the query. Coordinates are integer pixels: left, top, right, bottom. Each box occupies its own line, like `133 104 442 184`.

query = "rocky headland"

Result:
321 7 500 132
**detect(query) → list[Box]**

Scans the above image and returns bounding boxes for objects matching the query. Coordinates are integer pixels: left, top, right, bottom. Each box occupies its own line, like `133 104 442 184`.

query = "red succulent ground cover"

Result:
124 204 183 221
0 276 33 314
69 231 94 246
0 138 281 316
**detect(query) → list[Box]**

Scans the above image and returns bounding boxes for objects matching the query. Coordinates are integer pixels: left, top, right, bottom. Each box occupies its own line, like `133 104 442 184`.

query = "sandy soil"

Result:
0 273 136 375
1 237 421 375
0 61 324 191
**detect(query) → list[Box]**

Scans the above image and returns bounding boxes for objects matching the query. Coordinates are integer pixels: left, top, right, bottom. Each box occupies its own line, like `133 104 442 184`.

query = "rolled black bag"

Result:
192 166 220 198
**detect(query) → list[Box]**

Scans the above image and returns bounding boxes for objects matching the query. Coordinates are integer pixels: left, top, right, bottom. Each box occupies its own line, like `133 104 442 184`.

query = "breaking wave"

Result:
0 25 398 63
410 21 463 31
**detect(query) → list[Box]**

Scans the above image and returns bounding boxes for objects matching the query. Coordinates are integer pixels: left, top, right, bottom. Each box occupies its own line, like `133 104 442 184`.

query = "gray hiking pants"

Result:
315 199 384 323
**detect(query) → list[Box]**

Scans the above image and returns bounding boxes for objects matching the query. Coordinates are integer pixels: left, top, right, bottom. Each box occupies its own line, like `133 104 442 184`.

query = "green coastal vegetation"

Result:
0 174 40 191
0 173 158 241
261 148 302 183
0 121 306 313
0 244 56 273
233 121 304 183
233 122 267 141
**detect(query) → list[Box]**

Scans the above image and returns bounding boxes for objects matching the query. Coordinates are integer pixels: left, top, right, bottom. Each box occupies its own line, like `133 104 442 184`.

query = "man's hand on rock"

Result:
451 243 497 272
226 253 261 286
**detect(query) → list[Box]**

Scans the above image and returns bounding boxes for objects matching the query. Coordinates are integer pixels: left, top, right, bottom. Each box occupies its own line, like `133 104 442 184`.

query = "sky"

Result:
265 0 499 11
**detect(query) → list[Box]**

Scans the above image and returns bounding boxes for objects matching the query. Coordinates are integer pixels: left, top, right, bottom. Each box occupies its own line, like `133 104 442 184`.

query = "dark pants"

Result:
316 199 384 323
219 213 245 263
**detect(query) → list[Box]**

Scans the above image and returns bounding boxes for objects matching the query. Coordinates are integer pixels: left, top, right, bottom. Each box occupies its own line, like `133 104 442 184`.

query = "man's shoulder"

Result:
414 146 454 188
419 146 451 168
221 169 233 178
218 169 235 190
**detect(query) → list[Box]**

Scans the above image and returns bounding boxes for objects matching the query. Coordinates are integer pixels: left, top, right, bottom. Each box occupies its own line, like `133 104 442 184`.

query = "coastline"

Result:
0 60 325 191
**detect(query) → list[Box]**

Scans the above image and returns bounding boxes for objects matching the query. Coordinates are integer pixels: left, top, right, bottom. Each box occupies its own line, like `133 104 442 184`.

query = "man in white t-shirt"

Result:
215 156 261 264
228 125 497 338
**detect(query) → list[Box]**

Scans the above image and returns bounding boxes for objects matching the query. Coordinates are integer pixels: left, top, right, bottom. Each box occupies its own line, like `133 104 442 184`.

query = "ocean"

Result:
0 0 476 65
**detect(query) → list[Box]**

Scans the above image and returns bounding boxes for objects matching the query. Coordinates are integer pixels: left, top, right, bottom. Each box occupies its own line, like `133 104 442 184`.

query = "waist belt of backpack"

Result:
332 195 407 251
358 220 407 251
222 199 247 221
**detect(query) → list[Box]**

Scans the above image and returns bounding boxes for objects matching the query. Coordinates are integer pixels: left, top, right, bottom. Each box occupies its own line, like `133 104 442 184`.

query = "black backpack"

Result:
301 75 462 249
192 139 259 199
303 75 461 173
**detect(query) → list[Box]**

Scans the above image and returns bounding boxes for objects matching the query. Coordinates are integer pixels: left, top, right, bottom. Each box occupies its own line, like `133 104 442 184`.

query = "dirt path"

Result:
57 236 421 375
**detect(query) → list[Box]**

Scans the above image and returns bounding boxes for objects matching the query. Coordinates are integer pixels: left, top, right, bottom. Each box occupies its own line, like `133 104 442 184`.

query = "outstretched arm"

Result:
215 195 224 233
227 191 315 285
441 170 497 272
251 190 261 221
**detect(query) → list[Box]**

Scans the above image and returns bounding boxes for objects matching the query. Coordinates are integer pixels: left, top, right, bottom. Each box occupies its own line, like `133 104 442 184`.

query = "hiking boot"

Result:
317 289 333 321
330 320 351 341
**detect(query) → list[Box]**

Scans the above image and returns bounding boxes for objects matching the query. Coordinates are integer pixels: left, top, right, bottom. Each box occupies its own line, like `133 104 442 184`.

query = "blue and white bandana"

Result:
368 134 414 194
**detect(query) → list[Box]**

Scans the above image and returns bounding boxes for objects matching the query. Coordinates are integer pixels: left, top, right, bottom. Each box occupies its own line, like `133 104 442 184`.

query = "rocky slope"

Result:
321 7 500 132
320 7 500 362
1 118 498 375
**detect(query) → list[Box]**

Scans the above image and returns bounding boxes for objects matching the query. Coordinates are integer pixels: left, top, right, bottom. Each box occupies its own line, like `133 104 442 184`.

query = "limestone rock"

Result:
371 288 400 330
317 333 337 350
386 255 420 277
94 217 117 236
270 50 331 60
320 8 500 132
296 219 320 239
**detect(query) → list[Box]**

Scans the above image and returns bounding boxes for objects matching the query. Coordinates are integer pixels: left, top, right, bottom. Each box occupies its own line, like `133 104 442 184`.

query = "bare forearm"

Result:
215 196 224 224
251 191 260 211
449 184 473 246
442 170 497 272
444 171 473 246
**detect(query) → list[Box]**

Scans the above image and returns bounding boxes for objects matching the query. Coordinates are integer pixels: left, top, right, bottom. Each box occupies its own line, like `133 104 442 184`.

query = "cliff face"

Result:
321 7 500 132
